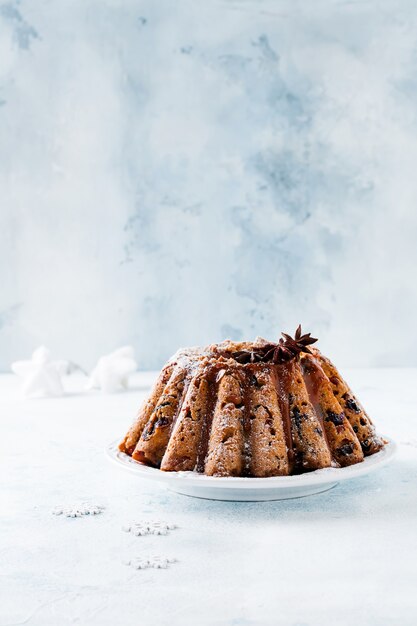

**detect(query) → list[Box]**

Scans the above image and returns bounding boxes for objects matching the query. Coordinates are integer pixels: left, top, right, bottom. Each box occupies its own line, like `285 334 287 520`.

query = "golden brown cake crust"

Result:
160 369 211 472
247 365 290 477
132 365 188 466
119 337 385 477
204 372 245 476
119 363 174 455
277 359 332 472
311 348 384 456
300 354 364 467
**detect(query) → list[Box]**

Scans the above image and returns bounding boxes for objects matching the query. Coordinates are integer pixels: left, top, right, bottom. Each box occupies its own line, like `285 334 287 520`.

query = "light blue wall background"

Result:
1 0 416 370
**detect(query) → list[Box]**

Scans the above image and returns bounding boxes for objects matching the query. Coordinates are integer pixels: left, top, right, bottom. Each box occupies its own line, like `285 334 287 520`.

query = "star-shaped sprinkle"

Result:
124 556 177 570
52 502 105 518
122 521 177 536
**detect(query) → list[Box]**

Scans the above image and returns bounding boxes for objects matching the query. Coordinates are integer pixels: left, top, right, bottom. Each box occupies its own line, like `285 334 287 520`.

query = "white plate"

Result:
106 437 396 501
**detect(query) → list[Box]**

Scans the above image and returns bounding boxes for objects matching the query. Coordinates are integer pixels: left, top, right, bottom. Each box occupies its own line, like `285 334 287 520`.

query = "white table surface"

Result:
1 369 417 626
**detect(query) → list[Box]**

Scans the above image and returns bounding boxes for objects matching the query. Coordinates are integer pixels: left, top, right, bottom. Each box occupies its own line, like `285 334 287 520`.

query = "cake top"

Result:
169 325 318 372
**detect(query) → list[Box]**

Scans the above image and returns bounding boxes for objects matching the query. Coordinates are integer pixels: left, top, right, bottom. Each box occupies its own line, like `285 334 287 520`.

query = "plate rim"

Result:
106 436 396 489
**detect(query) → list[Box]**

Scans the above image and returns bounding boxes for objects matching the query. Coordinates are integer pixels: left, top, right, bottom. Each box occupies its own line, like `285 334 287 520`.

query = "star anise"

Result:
275 324 318 362
232 349 268 364
231 325 318 365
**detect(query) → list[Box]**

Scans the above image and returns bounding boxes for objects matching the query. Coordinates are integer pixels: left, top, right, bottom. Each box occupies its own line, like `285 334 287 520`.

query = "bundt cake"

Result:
119 326 385 477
